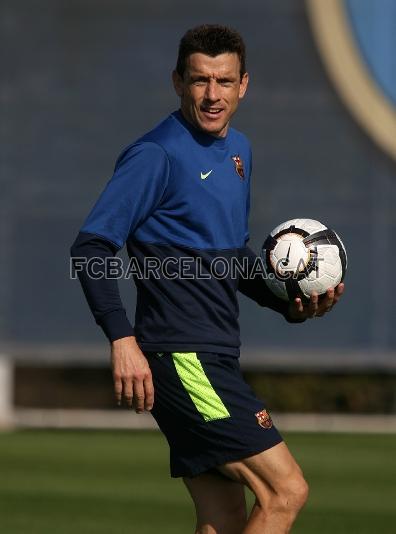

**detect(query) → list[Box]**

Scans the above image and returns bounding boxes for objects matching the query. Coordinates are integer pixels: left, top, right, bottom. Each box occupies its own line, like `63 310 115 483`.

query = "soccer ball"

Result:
261 218 347 301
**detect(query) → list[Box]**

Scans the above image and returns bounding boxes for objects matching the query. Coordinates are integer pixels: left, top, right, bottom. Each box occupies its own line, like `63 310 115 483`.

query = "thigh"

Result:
146 350 283 479
184 471 247 534
216 441 304 499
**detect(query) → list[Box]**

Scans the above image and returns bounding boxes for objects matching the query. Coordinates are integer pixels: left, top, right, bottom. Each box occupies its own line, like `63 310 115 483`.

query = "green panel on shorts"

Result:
171 352 230 422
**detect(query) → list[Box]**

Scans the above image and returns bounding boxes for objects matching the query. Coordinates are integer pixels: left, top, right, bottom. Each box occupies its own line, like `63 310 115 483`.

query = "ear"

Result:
238 72 249 99
172 70 184 97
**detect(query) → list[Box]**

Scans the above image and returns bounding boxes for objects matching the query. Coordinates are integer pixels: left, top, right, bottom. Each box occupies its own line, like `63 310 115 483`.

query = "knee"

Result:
250 476 308 531
287 474 309 511
253 471 309 518
272 474 309 515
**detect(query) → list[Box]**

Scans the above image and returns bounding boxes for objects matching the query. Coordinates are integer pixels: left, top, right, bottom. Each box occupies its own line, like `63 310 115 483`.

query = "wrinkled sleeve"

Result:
70 142 170 342
81 142 170 247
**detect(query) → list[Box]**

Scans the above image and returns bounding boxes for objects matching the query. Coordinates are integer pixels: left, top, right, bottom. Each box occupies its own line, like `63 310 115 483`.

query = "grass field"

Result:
0 430 395 533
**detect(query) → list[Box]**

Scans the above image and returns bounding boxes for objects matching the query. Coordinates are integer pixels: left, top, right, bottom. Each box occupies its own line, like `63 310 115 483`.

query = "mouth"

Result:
200 107 224 120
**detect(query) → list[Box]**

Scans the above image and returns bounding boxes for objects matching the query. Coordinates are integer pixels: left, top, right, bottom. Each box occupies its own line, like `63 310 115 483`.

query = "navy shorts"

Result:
145 351 283 478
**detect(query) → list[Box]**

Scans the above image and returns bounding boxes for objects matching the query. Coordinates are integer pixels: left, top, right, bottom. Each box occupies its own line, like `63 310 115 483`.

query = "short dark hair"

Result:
176 24 246 80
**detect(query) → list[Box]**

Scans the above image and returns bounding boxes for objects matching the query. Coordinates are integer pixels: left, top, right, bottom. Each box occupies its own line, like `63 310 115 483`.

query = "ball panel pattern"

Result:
271 218 326 237
262 219 347 301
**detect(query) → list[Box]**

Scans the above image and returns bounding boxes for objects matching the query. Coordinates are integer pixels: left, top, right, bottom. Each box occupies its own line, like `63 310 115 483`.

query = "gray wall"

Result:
2 0 396 362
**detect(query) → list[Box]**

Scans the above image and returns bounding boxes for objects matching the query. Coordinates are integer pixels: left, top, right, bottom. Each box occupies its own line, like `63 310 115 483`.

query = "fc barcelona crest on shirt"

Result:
231 155 245 180
255 409 273 429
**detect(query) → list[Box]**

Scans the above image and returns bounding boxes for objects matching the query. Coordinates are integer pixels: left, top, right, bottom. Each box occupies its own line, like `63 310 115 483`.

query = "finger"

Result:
133 379 145 414
144 375 154 411
320 287 334 306
326 287 335 302
113 374 123 406
317 287 335 315
332 282 345 305
122 377 134 408
297 298 305 313
308 292 319 317
294 298 304 314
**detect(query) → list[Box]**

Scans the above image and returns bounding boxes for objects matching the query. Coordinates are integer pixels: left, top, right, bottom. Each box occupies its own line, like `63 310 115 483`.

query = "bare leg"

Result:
184 470 248 534
217 442 309 533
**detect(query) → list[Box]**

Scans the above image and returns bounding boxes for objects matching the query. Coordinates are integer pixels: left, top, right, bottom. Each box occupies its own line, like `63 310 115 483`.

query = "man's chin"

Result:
197 118 228 137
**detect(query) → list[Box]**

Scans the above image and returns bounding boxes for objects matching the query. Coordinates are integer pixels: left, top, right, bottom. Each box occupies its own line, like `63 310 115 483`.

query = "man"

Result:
71 25 344 534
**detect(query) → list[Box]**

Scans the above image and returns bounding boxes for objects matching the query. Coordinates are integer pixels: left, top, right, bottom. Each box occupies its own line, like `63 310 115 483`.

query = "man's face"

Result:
173 52 249 138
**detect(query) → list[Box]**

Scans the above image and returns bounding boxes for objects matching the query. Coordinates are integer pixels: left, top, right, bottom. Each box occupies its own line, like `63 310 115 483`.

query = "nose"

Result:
205 79 220 103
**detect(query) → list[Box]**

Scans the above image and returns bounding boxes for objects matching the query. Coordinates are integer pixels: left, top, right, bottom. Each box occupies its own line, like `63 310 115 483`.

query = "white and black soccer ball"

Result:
261 218 347 301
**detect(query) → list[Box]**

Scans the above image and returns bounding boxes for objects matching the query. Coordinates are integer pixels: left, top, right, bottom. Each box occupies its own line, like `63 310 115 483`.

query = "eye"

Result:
191 77 208 87
218 79 234 87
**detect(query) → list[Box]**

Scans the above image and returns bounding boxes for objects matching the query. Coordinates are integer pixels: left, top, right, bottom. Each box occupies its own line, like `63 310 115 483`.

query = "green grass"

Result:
0 430 395 533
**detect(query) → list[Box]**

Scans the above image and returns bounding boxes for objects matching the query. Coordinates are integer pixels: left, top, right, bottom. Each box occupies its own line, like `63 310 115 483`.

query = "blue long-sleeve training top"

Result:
71 110 291 356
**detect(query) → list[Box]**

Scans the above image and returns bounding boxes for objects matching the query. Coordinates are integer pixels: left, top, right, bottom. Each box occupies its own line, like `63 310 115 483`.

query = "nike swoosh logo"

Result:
200 170 213 180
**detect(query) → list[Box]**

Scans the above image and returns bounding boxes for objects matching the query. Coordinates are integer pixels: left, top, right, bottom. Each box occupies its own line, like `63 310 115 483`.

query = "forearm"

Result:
238 246 305 323
70 232 135 341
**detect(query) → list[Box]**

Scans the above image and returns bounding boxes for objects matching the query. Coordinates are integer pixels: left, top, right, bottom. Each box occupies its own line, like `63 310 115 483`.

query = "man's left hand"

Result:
288 282 345 321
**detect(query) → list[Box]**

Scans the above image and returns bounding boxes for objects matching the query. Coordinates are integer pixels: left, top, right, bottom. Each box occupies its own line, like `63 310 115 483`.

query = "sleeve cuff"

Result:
97 309 135 342
284 313 307 324
262 295 307 324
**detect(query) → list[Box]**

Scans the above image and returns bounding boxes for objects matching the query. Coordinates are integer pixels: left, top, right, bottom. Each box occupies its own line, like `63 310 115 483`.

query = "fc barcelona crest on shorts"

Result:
231 155 245 180
255 409 273 429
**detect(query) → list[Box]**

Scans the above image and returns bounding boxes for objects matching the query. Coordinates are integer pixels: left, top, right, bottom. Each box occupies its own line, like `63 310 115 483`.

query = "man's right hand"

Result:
110 336 154 413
